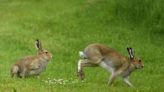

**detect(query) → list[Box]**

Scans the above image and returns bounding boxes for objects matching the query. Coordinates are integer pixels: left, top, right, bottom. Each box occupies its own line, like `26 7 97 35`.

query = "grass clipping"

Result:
42 78 85 85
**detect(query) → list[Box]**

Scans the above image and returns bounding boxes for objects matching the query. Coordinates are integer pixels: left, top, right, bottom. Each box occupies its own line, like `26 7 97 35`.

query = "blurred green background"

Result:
0 0 163 92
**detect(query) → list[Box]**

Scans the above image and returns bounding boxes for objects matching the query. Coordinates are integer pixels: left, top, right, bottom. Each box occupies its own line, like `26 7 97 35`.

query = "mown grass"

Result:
0 0 163 92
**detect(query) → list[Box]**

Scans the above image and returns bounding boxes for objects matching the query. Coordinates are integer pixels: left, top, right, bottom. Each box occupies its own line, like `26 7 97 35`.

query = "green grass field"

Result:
0 0 164 92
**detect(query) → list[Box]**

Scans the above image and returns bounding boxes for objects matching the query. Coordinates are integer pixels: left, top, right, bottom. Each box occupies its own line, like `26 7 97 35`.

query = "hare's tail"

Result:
79 51 88 59
11 65 19 78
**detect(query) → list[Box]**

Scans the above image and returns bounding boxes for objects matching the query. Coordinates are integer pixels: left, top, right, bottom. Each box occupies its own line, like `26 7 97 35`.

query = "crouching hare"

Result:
11 39 52 78
77 43 144 87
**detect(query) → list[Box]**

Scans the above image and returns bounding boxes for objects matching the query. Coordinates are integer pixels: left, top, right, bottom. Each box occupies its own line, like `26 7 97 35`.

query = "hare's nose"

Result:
141 65 144 68
50 54 52 58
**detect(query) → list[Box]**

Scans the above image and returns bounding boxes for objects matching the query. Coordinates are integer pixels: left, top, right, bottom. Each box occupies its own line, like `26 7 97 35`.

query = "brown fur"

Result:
77 43 144 87
11 40 52 78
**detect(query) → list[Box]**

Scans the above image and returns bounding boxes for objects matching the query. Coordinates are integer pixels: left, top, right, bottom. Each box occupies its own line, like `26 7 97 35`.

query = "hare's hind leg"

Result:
19 68 28 78
77 59 97 80
11 65 19 78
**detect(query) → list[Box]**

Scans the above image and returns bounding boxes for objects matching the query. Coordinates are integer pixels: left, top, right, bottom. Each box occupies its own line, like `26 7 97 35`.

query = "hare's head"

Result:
127 47 144 69
35 39 52 60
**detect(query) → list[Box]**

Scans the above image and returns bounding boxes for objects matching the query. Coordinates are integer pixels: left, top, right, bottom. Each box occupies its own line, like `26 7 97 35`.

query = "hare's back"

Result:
84 44 119 57
15 55 37 66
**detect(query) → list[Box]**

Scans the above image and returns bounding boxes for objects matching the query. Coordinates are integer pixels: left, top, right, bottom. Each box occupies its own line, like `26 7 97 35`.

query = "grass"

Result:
0 0 163 92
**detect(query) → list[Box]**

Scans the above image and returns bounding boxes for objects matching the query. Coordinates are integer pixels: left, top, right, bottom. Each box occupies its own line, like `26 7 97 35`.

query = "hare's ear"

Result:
127 47 134 59
35 39 43 52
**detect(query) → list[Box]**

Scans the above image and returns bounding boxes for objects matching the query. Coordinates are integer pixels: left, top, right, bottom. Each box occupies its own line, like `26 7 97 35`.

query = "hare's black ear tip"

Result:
127 47 132 50
36 39 39 41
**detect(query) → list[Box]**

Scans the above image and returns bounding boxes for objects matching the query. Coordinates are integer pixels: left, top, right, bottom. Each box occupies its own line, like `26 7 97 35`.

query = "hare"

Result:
77 43 144 87
11 39 52 78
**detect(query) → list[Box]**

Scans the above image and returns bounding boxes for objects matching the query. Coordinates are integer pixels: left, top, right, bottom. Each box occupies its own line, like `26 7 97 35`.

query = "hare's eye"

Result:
45 52 48 54
139 60 141 62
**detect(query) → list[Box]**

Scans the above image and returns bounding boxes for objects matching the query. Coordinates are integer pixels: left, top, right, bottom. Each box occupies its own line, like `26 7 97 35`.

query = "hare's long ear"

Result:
127 47 134 59
35 39 43 52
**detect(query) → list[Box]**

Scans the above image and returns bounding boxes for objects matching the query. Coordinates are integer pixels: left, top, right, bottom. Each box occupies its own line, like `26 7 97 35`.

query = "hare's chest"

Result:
121 69 132 77
29 61 48 75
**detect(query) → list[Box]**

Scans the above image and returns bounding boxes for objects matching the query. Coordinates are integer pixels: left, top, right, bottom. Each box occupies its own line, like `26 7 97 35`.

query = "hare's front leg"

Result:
99 61 118 85
36 74 40 79
108 73 116 85
77 59 97 80
108 70 123 86
123 76 134 87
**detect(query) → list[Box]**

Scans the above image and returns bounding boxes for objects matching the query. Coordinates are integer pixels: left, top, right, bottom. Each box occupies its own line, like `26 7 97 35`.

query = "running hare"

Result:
77 43 143 87
11 39 52 78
